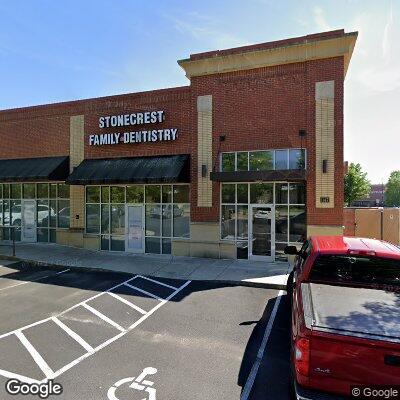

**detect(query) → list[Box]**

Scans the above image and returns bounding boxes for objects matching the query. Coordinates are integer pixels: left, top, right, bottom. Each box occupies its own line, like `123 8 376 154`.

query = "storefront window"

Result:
49 200 57 228
50 184 57 198
111 204 125 235
173 185 189 203
249 151 273 171
221 184 235 203
219 149 306 172
23 184 36 199
162 205 172 237
275 205 288 242
145 205 160 236
237 205 248 240
10 184 21 199
289 149 305 169
0 181 69 243
111 236 125 251
173 204 190 238
86 204 100 234
236 152 248 171
58 184 70 199
275 150 288 170
37 200 49 227
111 186 125 203
250 183 273 204
161 185 172 203
101 205 110 234
127 185 144 203
275 183 288 204
37 183 49 199
221 205 235 240
3 184 10 199
289 183 306 204
85 184 190 253
57 200 70 228
289 206 306 242
221 153 235 172
145 237 161 254
101 186 110 203
145 186 160 203
237 184 248 203
87 187 100 203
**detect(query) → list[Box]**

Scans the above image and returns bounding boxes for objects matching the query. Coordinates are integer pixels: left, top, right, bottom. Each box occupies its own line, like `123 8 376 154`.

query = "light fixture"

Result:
322 159 328 173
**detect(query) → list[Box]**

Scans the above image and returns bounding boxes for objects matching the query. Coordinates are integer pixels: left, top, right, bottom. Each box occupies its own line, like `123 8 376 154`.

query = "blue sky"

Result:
0 0 398 182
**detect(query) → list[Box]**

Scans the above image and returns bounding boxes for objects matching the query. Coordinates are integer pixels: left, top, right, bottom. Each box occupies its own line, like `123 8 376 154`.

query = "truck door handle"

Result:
385 355 400 367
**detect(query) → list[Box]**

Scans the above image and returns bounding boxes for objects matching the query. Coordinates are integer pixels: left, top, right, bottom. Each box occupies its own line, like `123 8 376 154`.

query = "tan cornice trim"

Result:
178 32 358 79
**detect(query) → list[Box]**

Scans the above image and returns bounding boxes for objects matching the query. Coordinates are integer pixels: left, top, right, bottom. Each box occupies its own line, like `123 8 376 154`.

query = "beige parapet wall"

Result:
197 95 213 207
307 225 344 236
70 115 85 229
344 207 400 245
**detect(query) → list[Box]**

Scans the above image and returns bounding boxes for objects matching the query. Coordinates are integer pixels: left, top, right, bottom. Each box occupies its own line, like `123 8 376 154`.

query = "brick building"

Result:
0 29 357 261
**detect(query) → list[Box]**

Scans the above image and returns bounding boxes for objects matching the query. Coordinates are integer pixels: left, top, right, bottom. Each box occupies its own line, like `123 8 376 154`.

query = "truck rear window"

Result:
309 255 400 287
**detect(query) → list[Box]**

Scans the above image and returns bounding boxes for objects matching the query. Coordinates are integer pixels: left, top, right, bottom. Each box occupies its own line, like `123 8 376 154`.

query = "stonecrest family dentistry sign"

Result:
88 110 178 146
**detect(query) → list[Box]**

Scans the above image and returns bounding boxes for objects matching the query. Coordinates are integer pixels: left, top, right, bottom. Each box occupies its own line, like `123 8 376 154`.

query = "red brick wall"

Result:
190 57 344 225
83 87 192 160
0 106 70 159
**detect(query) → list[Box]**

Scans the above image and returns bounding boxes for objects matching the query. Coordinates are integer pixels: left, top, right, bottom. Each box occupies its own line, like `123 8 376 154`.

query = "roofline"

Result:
0 85 190 116
178 30 358 79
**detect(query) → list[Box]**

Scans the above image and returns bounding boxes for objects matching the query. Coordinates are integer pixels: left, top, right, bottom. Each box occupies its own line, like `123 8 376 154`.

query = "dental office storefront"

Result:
0 30 357 261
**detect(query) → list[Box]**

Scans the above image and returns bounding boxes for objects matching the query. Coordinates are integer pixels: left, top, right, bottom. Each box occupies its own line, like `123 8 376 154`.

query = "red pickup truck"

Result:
285 236 400 399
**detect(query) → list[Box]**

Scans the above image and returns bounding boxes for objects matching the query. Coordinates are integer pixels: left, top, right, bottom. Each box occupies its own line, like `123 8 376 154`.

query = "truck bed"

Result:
302 282 400 343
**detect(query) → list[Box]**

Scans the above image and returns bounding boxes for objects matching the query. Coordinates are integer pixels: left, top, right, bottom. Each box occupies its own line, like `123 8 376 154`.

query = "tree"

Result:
344 163 371 205
385 170 400 206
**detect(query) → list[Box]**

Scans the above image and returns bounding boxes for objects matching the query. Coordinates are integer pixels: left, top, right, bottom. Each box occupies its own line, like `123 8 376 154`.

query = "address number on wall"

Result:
320 196 330 203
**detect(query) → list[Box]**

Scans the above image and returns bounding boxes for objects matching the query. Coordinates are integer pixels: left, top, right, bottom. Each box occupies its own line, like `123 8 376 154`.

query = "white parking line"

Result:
240 290 285 400
46 280 191 382
15 331 54 379
107 292 147 315
52 317 94 353
0 275 138 341
0 273 191 384
124 283 162 300
137 275 178 290
82 303 125 332
0 268 70 292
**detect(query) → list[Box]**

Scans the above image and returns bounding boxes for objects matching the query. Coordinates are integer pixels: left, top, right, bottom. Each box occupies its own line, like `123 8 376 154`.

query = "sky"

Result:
0 0 398 183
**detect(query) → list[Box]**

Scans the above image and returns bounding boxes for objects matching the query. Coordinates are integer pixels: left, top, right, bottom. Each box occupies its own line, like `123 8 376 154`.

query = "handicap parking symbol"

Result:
107 367 157 400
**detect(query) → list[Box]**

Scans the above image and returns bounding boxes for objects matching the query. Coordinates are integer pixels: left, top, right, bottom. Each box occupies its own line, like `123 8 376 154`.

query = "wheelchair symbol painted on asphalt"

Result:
107 367 157 400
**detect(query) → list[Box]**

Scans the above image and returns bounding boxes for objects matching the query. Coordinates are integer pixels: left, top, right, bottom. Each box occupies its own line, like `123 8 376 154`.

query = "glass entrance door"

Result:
125 205 144 253
250 205 274 261
21 199 37 242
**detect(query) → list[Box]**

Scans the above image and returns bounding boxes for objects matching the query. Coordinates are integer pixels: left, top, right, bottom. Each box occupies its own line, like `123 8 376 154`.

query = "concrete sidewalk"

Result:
0 242 291 288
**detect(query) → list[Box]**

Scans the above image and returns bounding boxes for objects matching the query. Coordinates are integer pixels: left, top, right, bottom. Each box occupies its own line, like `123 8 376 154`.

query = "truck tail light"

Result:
295 338 310 376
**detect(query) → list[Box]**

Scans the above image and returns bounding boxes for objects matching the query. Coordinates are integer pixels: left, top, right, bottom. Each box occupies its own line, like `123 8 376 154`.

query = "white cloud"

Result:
165 12 246 49
313 6 332 31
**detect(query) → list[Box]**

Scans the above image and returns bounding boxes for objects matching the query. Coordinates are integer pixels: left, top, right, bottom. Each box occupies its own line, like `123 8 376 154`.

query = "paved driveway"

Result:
0 262 291 399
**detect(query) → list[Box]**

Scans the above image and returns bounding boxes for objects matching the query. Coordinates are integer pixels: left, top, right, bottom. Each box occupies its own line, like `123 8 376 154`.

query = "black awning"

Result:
66 154 190 185
210 169 306 182
0 156 69 182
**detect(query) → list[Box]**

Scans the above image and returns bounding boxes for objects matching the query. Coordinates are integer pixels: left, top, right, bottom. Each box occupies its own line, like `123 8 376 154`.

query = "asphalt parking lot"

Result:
0 262 291 400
